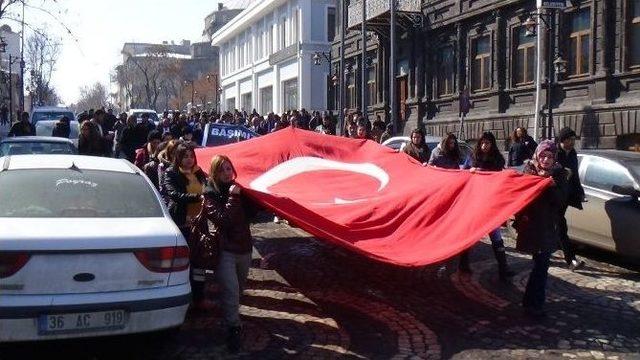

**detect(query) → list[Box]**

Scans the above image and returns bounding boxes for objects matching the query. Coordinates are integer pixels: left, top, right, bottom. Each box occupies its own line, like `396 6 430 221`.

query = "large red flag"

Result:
196 127 551 266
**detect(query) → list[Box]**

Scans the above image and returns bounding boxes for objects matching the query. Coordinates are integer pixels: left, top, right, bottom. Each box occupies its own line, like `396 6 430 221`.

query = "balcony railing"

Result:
348 0 421 28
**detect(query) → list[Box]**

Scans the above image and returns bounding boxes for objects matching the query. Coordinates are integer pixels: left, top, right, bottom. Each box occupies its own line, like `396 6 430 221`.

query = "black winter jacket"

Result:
515 163 569 255
163 166 207 227
202 182 256 254
472 153 505 172
557 147 585 210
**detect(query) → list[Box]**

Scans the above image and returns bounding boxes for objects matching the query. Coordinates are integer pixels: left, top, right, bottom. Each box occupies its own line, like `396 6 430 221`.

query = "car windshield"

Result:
624 160 640 184
134 112 159 122
32 111 75 124
0 142 76 156
35 121 80 139
0 169 164 218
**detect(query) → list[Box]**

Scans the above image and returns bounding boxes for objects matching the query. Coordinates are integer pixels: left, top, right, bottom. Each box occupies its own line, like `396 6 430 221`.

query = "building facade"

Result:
212 0 337 114
0 25 22 125
334 0 640 150
203 3 245 42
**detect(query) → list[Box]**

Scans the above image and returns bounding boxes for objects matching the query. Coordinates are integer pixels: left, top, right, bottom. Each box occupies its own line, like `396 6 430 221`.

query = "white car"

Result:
0 155 190 342
127 109 159 126
30 107 80 145
382 135 474 168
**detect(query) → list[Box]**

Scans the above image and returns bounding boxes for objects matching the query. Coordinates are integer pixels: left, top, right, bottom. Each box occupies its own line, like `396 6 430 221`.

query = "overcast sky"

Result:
6 0 254 106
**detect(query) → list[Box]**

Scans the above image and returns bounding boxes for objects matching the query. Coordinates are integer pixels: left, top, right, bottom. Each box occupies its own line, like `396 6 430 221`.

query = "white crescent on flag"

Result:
249 156 389 205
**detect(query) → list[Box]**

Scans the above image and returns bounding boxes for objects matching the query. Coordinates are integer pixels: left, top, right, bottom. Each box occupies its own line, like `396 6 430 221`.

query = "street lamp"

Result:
553 56 568 75
0 37 7 53
183 80 195 108
216 86 222 114
523 10 559 139
313 51 332 113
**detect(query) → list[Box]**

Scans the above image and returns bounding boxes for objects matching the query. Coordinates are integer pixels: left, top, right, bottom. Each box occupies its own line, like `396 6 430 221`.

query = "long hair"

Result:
409 128 425 147
474 131 504 163
208 155 237 194
511 127 526 143
172 144 197 170
159 139 180 163
439 132 461 161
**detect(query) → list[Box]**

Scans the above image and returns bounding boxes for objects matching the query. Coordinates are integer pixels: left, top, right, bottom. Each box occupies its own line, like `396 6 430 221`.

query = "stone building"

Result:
333 0 640 150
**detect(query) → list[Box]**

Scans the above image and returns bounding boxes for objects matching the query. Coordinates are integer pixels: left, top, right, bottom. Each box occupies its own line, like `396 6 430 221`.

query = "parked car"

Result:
382 135 474 168
0 136 77 156
565 150 640 259
0 155 190 342
30 107 80 145
127 109 159 126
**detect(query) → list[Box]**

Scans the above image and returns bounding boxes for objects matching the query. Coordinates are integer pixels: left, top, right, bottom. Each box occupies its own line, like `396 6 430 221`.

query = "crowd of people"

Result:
2 104 587 348
401 125 585 319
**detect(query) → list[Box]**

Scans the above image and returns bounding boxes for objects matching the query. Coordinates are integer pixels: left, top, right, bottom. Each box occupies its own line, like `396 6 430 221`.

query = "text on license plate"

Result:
38 310 127 334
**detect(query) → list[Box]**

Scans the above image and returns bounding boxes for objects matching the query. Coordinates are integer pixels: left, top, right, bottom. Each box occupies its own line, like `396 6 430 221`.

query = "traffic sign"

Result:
536 0 566 9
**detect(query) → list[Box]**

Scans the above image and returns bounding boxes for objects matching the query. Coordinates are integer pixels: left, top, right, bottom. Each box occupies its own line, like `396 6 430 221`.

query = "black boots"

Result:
493 246 515 281
227 326 242 353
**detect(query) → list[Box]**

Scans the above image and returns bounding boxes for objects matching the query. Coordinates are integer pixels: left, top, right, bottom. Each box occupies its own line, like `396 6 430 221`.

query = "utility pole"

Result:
361 0 367 118
533 8 542 140
389 0 396 134
339 0 346 135
9 55 12 123
545 9 554 140
19 0 25 113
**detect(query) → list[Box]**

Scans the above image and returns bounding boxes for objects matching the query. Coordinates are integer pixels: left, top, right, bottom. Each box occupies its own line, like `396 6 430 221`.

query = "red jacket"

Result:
134 145 150 169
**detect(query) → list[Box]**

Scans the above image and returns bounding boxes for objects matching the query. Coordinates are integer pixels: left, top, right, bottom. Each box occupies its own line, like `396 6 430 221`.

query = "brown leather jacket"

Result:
202 181 254 254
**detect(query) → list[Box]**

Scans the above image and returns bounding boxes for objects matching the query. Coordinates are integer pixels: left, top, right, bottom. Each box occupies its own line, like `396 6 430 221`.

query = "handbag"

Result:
187 199 221 269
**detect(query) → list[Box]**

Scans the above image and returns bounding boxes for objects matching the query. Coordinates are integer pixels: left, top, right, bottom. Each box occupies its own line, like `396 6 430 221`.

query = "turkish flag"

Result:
196 128 551 266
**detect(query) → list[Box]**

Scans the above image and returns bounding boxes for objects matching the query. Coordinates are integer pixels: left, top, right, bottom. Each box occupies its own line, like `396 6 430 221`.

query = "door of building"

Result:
396 76 408 122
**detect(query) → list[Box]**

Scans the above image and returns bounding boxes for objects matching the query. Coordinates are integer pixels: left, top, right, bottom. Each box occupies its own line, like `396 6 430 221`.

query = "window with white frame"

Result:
279 15 286 50
567 7 591 76
244 32 249 66
282 78 298 111
291 7 299 45
327 7 336 42
239 34 245 68
260 86 273 114
256 23 263 60
241 93 252 111
267 20 273 55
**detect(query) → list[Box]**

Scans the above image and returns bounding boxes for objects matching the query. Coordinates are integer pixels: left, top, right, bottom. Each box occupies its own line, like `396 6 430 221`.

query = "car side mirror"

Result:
611 185 640 198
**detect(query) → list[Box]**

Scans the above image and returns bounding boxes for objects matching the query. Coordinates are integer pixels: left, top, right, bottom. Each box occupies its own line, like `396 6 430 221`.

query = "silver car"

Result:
382 135 474 168
566 150 640 259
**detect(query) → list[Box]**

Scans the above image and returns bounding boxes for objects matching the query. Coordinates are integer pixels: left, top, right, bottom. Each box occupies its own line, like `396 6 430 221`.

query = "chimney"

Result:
218 2 224 10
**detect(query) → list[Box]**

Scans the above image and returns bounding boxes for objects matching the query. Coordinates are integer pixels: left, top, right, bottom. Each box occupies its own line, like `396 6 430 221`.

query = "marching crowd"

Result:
3 105 586 351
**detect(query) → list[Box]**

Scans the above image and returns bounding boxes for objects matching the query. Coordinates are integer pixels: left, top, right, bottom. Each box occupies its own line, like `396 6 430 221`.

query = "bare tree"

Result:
75 82 108 112
25 28 60 106
0 0 23 21
120 45 179 110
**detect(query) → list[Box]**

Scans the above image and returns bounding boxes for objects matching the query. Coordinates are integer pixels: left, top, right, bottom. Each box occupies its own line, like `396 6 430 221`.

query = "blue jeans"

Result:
523 251 552 310
216 250 252 327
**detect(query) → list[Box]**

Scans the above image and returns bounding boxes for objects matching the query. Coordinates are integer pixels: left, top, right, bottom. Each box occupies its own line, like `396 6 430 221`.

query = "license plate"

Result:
38 310 127 335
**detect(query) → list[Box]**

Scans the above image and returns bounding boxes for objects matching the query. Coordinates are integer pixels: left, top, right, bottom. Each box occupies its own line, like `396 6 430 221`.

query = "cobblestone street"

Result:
2 219 640 359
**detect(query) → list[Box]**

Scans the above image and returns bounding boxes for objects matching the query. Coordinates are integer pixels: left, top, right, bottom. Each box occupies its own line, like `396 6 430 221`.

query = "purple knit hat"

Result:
534 140 557 161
